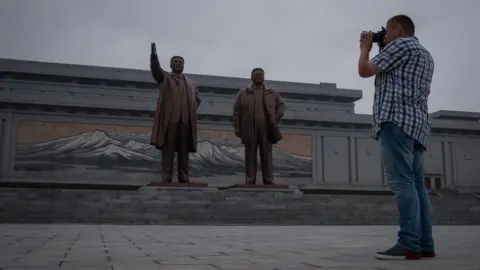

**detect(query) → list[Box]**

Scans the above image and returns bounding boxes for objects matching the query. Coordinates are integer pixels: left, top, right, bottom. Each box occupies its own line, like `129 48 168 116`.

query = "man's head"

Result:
251 68 264 85
384 15 415 44
170 56 184 74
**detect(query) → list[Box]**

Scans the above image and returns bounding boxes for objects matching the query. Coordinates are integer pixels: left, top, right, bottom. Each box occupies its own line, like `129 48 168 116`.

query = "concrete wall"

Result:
1 58 480 189
0 79 356 121
313 131 480 189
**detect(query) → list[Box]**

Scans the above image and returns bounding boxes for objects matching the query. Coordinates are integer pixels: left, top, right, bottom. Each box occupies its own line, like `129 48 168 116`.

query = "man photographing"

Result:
358 15 435 260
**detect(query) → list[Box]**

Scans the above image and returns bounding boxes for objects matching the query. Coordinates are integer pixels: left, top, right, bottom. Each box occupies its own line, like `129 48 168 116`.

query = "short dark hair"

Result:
171 56 184 62
251 67 264 74
388 15 415 36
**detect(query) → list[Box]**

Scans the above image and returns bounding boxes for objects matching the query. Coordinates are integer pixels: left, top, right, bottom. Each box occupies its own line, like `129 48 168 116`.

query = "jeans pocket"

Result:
380 122 396 136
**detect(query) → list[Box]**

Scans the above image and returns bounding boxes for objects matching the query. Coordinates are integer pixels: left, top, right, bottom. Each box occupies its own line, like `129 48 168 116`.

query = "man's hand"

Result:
360 31 373 53
150 42 158 60
234 128 241 138
358 31 381 78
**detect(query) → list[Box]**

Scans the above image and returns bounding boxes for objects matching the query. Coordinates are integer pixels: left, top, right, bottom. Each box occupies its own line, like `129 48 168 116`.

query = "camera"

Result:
372 27 386 49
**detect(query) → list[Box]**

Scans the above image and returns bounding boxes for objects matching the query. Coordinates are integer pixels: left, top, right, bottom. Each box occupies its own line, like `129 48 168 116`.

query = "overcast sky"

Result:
0 0 478 114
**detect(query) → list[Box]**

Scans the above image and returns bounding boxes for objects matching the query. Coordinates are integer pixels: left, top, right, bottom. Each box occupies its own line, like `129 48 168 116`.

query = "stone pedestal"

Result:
147 182 208 188
225 184 293 192
144 182 213 191
230 184 289 188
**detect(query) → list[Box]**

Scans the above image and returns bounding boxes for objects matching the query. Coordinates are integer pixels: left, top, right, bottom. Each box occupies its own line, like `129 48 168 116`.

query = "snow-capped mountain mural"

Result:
14 129 312 179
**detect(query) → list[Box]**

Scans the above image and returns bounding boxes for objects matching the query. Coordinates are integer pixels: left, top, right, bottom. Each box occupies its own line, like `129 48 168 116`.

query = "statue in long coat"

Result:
149 43 201 183
233 68 286 185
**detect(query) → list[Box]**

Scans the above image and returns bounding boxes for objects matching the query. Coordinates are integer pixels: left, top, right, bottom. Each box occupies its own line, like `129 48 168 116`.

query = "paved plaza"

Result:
1 225 479 270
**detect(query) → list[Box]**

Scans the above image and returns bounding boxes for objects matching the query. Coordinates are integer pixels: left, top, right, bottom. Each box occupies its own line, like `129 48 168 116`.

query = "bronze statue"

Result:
149 43 201 183
233 68 286 185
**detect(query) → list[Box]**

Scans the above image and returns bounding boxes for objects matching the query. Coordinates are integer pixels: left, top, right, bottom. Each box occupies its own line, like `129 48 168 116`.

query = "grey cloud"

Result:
0 0 478 113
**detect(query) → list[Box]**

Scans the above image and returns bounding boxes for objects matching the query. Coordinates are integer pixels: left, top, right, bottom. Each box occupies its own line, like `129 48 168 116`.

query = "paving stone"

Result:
0 225 479 269
2 268 56 270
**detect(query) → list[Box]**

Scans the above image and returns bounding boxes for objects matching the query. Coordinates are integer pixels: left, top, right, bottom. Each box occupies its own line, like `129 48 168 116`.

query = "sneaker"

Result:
376 245 422 260
422 251 436 258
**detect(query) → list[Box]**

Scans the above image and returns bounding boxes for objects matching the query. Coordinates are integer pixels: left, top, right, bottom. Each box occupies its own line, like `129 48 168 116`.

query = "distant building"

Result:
0 58 479 190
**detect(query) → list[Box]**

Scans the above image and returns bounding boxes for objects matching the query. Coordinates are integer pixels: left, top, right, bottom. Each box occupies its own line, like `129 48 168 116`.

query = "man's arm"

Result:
358 39 409 78
194 83 201 109
275 91 286 121
232 90 242 136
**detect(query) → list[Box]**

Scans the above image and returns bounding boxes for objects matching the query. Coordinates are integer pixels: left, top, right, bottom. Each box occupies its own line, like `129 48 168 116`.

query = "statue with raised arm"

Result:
233 68 286 185
149 43 201 184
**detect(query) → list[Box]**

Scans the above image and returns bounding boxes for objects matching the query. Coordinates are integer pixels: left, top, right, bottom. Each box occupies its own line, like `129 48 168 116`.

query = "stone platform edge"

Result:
0 180 392 195
0 180 474 197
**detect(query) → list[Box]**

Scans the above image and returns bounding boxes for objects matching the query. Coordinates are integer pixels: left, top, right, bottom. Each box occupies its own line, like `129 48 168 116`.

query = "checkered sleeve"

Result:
371 39 409 72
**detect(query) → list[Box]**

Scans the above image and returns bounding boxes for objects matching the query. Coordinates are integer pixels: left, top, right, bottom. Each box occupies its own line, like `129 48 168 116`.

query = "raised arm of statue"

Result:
150 43 165 84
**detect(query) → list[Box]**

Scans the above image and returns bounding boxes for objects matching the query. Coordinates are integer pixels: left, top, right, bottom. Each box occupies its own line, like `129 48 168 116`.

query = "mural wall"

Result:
14 120 313 185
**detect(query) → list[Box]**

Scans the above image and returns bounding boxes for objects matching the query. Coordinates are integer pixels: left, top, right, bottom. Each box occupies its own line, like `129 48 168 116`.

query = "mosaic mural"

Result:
14 121 312 184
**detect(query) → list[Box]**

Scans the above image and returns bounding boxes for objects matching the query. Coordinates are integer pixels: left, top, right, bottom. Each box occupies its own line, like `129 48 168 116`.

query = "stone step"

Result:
1 187 479 225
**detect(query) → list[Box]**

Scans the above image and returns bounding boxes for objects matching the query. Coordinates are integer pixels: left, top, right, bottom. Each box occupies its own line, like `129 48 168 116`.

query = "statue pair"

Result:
149 43 285 185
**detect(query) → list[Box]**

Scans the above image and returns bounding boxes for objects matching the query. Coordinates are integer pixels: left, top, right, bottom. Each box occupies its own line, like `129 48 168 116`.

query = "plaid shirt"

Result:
371 36 434 149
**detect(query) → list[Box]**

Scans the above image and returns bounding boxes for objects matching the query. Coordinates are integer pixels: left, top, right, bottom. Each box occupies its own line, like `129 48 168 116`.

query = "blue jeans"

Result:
379 122 435 252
